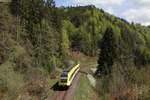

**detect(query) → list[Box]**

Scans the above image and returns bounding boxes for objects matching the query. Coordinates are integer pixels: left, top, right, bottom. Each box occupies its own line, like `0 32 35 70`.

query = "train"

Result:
59 64 80 87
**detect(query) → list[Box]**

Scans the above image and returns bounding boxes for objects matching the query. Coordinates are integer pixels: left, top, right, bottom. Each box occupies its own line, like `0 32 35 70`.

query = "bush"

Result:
24 67 49 98
135 66 150 100
0 61 24 100
134 46 150 65
96 60 139 100
13 53 32 73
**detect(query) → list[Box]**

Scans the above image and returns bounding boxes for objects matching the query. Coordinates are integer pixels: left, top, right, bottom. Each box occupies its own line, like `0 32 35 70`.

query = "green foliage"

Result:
61 22 70 57
1 2 150 99
0 61 24 100
0 1 68 99
62 20 82 50
8 0 65 72
96 60 136 99
134 46 150 65
96 27 119 75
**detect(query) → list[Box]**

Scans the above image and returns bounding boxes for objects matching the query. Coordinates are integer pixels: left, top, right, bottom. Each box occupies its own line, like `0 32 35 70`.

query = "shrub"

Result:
96 60 139 100
0 61 24 100
24 67 49 98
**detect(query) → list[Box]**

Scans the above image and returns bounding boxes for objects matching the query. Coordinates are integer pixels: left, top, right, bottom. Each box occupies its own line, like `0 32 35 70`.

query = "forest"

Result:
0 0 150 99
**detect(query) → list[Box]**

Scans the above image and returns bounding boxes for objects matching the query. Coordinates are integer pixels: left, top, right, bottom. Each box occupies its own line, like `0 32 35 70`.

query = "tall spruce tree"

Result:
96 27 118 76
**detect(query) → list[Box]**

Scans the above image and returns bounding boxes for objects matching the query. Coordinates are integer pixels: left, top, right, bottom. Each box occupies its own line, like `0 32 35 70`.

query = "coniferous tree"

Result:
96 27 118 76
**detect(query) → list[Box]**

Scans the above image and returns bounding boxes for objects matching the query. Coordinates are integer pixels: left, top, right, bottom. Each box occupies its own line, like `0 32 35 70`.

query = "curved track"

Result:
48 64 94 100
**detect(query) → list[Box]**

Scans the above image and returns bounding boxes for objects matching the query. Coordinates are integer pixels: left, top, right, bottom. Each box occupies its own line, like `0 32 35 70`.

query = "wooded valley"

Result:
0 0 150 99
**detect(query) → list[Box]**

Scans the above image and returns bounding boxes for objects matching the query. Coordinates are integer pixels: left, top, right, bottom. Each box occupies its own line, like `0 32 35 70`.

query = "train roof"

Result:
64 64 74 72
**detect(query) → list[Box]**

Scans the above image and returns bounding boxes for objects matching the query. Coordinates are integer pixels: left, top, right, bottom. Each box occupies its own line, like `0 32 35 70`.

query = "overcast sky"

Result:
55 0 150 26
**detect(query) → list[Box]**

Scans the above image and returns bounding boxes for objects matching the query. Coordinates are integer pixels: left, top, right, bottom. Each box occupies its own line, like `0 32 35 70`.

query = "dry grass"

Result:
71 51 98 66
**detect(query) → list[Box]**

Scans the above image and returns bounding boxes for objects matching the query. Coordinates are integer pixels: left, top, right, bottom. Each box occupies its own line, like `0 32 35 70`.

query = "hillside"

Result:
0 0 150 100
60 6 150 63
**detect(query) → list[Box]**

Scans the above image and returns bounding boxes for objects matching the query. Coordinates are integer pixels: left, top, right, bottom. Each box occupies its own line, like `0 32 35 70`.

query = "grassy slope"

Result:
71 52 99 100
74 73 98 100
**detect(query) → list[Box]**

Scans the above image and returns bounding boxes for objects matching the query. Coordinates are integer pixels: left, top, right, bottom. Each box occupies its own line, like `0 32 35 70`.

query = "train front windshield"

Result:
61 72 67 82
61 79 67 82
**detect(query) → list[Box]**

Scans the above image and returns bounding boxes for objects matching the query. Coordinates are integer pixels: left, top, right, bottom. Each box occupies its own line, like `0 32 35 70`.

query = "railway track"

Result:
48 64 95 100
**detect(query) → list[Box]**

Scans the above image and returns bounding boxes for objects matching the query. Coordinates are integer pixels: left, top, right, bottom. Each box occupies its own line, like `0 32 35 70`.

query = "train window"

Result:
61 79 67 82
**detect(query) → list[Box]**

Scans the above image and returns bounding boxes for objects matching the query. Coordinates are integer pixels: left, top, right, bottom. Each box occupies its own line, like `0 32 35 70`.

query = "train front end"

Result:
59 72 69 87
